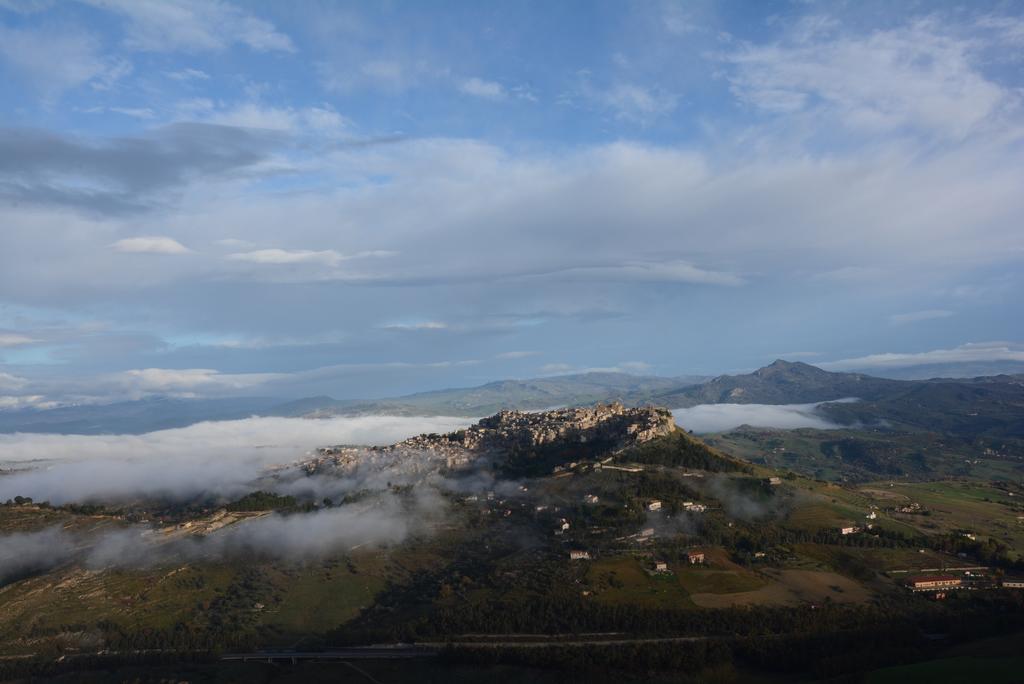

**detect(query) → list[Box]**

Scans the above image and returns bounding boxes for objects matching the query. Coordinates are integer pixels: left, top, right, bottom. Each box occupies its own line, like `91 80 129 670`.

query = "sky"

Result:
1 0 1023 408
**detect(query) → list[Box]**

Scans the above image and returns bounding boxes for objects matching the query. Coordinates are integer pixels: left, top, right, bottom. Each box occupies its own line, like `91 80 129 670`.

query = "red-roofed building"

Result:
906 575 961 592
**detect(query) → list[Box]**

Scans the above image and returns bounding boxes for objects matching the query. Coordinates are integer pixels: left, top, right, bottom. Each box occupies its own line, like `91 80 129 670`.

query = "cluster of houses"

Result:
905 573 1024 597
646 498 706 514
649 552 704 573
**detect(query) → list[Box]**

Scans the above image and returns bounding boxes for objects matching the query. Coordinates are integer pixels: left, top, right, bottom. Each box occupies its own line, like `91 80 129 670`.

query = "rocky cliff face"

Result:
304 403 675 476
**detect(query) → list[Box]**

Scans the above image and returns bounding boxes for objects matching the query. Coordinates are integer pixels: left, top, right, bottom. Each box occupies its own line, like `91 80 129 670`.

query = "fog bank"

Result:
0 414 471 504
673 400 856 434
0 488 446 583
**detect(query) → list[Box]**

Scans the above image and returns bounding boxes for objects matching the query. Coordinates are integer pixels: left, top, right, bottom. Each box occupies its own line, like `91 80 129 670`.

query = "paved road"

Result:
221 647 437 662
420 635 709 648
221 635 711 661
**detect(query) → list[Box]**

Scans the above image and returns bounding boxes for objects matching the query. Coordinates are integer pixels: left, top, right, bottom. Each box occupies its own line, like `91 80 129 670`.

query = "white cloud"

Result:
496 351 539 360
724 16 1011 139
224 248 394 274
551 260 743 286
0 395 57 410
975 15 1024 49
539 361 652 376
4 130 1023 302
539 363 573 375
111 236 190 254
570 77 679 123
0 372 30 391
813 266 886 283
0 334 38 347
458 77 507 101
0 24 129 99
0 0 54 12
673 401 849 434
203 103 351 137
319 58 439 94
108 106 156 119
820 342 1024 371
166 67 209 81
888 309 954 325
226 248 346 267
601 83 679 122
382 322 448 331
0 359 487 408
117 367 279 395
0 414 471 503
81 0 295 53
662 4 699 35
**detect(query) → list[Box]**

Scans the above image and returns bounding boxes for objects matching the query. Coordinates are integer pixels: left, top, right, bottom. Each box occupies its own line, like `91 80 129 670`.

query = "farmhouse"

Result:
647 500 663 511
840 526 860 535
905 575 962 592
687 551 705 565
653 560 669 573
569 550 591 561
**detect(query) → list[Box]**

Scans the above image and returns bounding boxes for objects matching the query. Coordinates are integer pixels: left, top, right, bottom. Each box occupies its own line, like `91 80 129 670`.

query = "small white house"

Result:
647 500 662 511
569 550 591 561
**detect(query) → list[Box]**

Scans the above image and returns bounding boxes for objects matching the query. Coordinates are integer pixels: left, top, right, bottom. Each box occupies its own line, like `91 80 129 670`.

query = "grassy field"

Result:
705 427 1024 483
689 568 872 608
0 563 237 655
856 481 1024 557
579 548 872 610
583 556 695 607
256 562 386 638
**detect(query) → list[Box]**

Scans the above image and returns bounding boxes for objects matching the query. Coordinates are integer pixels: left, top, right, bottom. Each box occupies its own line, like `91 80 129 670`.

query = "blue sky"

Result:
1 0 1023 407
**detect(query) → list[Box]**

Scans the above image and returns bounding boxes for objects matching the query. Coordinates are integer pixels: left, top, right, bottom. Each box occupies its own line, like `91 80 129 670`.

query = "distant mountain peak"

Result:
754 359 824 377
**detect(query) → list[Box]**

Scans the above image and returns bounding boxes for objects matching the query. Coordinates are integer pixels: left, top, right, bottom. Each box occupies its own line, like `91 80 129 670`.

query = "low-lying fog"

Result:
673 399 856 434
0 414 482 581
0 414 472 504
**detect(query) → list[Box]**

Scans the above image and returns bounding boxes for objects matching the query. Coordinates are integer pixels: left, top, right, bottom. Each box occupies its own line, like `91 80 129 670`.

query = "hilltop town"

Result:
303 403 676 475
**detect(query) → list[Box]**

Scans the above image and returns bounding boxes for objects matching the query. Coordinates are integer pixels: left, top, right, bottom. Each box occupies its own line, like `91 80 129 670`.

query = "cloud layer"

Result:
672 401 850 434
0 414 471 503
0 3 1022 397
